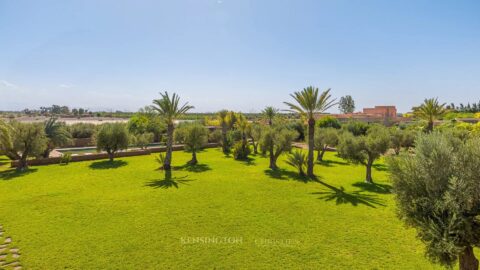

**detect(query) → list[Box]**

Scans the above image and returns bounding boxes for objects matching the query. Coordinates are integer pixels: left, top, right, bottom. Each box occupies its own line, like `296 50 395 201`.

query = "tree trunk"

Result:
108 151 114 162
427 120 434 133
18 157 28 171
189 150 198 165
42 148 51 158
317 147 326 162
164 123 174 170
365 159 373 183
252 141 258 154
269 147 277 170
221 126 228 154
460 246 479 270
307 118 315 177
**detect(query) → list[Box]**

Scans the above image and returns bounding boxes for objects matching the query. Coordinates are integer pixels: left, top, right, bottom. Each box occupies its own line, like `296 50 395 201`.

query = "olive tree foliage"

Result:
317 116 341 129
128 106 166 143
96 123 130 162
388 133 480 270
337 125 390 183
260 126 297 170
0 120 13 157
42 117 72 158
314 127 339 161
175 123 208 165
0 121 47 170
342 121 369 136
247 123 262 154
338 95 355 114
390 128 416 155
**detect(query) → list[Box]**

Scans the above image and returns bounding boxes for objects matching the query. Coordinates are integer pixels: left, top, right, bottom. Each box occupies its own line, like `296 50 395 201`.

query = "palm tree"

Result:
262 106 278 125
413 98 447 132
217 110 230 154
284 86 336 177
236 114 250 151
152 92 194 170
285 150 308 177
43 117 72 158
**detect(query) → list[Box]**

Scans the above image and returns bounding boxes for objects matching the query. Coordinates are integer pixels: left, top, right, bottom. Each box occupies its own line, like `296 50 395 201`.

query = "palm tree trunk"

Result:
460 246 478 270
427 120 434 133
164 123 174 170
307 118 315 177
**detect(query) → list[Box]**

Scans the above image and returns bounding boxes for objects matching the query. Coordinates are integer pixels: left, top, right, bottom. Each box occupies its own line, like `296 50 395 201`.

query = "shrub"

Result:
285 150 308 177
208 129 222 143
233 141 251 160
317 116 341 129
59 153 72 165
68 123 97 139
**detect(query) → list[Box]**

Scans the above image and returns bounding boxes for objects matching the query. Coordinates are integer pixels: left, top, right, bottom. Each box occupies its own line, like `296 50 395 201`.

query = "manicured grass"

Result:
0 149 441 269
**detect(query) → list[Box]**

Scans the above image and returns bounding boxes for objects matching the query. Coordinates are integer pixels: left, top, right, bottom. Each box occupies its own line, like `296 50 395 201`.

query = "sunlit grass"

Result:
0 149 440 269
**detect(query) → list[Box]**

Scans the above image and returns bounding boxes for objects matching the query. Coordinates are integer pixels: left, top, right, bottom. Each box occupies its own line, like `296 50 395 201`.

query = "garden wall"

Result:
10 143 219 168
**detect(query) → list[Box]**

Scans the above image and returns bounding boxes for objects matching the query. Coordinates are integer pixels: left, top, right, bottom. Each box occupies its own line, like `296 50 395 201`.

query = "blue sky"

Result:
1 0 479 113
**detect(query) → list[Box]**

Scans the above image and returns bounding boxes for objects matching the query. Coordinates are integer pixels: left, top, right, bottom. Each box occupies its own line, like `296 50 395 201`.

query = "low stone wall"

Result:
10 143 219 168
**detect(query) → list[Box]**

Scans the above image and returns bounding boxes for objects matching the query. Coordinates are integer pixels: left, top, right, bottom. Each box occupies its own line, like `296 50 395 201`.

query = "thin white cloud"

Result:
0 80 18 89
59 83 75 88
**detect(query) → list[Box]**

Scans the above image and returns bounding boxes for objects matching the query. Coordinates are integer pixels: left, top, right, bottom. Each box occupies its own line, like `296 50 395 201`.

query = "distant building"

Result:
317 105 405 125
362 106 397 119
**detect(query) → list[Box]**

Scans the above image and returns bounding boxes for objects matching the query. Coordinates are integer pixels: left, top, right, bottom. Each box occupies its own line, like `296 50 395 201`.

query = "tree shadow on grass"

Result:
264 169 317 183
89 160 128 170
237 157 256 166
0 168 38 180
311 181 385 208
352 181 392 194
145 170 194 189
317 159 349 167
174 163 211 173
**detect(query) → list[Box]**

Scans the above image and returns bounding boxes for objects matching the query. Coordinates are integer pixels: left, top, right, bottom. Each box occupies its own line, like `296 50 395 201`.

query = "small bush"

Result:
232 141 251 160
60 153 72 165
155 153 166 170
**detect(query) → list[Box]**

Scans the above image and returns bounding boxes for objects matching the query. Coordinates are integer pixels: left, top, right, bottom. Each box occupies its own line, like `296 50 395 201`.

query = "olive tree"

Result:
2 121 48 170
96 123 130 162
337 125 390 183
390 128 416 155
175 123 208 165
260 126 297 170
388 132 480 270
314 127 339 161
247 123 262 154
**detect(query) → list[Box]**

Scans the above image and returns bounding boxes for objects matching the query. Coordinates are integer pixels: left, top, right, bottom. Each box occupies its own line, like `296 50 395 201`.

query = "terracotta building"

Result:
362 106 397 119
317 105 401 125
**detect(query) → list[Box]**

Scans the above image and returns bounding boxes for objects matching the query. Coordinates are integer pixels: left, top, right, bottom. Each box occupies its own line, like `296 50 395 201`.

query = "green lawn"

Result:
0 149 441 269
